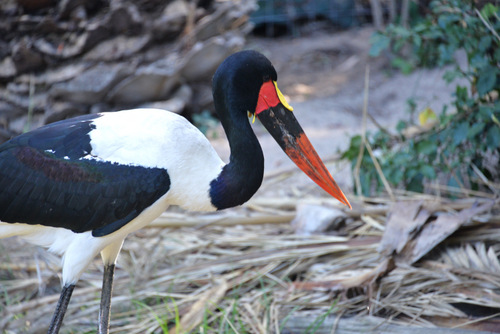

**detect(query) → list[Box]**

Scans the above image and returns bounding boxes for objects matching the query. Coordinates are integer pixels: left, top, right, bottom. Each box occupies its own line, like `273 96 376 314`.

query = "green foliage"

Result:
343 0 500 196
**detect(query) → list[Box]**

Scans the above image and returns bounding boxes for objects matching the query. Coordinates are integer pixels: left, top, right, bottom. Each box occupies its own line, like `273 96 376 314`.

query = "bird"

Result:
0 50 351 334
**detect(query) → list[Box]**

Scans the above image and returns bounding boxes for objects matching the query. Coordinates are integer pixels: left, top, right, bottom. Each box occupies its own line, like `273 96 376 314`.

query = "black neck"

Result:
209 88 264 210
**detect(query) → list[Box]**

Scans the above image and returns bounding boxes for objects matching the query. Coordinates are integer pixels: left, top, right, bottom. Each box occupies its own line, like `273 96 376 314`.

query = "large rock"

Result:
0 101 25 124
106 56 180 105
50 63 132 104
152 0 191 42
83 34 151 61
44 101 89 123
180 34 244 82
191 2 256 41
0 57 16 80
11 37 45 73
139 84 193 114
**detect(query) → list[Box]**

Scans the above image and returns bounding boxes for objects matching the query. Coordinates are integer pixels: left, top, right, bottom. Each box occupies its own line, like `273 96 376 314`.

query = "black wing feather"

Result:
0 115 171 237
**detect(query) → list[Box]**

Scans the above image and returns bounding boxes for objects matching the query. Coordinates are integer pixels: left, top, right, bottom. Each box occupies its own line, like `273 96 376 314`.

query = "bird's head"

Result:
213 50 351 209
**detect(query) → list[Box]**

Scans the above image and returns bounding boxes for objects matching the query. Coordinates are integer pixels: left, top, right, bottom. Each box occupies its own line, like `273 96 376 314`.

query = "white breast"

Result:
88 108 225 212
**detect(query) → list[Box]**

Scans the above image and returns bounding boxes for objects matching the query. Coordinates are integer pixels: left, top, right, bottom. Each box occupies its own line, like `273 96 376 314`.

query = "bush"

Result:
341 0 500 196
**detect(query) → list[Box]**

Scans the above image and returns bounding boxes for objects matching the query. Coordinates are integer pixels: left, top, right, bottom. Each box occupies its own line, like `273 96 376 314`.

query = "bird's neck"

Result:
209 102 264 210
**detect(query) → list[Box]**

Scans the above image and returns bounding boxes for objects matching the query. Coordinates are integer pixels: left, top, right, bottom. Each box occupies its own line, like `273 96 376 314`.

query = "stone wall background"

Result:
0 0 255 143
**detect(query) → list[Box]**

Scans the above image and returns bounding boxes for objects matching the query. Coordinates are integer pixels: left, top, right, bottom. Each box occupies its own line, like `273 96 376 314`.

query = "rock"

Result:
7 81 30 95
0 90 47 114
190 82 213 112
89 102 112 114
0 57 16 80
34 33 89 59
69 5 88 21
83 34 151 61
164 0 191 16
0 127 16 144
83 23 112 54
17 15 45 33
29 63 89 86
44 101 89 124
106 68 179 105
11 38 45 74
152 1 190 42
291 204 346 236
50 63 132 104
107 3 143 35
0 101 25 123
58 0 85 20
0 41 9 59
8 113 45 135
33 13 117 59
16 0 56 11
35 16 68 35
152 15 186 42
191 2 256 41
0 0 254 138
139 84 193 114
180 34 244 82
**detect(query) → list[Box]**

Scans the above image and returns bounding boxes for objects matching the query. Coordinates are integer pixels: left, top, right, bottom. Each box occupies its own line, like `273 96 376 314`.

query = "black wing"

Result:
0 115 170 237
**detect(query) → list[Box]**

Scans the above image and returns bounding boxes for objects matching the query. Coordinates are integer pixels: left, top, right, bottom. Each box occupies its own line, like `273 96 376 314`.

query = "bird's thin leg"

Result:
98 240 123 334
98 263 115 334
47 284 75 334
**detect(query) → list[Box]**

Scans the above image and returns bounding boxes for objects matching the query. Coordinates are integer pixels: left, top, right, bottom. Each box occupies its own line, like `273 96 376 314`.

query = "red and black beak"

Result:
255 81 351 209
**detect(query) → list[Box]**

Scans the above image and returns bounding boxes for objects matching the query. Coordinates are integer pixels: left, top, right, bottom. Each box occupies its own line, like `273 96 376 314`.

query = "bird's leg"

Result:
47 284 75 334
98 263 115 334
98 240 123 334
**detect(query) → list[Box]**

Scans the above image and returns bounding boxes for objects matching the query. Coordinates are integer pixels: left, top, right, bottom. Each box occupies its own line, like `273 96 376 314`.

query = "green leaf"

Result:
453 122 469 146
467 122 485 139
478 105 494 120
416 139 437 155
392 57 414 74
443 68 463 83
390 166 404 185
492 113 500 127
476 67 498 96
469 54 488 69
420 165 436 179
478 36 492 53
396 120 408 133
341 135 362 160
369 33 391 57
454 85 469 103
486 126 500 147
360 171 372 197
407 173 424 193
481 3 498 19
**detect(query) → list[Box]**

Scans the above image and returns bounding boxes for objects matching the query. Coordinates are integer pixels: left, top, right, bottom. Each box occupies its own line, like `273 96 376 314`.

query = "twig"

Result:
367 112 392 137
354 66 370 197
401 0 410 27
148 213 295 228
470 162 498 195
475 8 500 42
427 183 496 199
365 140 395 201
369 0 384 30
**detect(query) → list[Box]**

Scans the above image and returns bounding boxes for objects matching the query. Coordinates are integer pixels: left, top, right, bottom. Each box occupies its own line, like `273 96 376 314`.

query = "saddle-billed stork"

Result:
0 50 350 334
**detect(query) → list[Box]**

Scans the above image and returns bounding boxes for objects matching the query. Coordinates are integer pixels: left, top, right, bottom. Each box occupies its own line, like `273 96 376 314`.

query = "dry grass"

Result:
1 189 499 333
